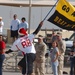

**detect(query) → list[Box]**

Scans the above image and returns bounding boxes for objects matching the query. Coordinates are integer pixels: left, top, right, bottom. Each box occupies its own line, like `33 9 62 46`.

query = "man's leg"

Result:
34 62 39 75
58 61 63 75
18 65 22 72
27 53 36 75
70 60 74 75
74 64 75 75
39 63 45 75
0 60 3 75
0 55 5 75
18 57 25 72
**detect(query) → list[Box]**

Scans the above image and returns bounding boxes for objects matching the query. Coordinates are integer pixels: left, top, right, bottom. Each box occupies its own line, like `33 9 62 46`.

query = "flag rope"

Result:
42 0 59 22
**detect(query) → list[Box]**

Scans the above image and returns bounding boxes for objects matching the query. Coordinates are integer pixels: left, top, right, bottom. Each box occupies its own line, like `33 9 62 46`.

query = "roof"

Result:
0 0 75 7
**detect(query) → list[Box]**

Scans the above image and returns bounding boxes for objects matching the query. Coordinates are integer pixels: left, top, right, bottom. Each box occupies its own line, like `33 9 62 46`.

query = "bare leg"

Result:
12 37 17 43
18 65 22 72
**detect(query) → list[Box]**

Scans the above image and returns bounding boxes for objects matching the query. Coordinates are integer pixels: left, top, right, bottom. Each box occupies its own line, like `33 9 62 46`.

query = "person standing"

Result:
50 41 59 75
19 17 28 31
43 34 52 50
56 32 66 75
34 35 46 75
69 40 75 75
51 30 57 42
5 21 43 75
18 17 28 71
10 14 20 42
0 17 4 34
0 35 6 75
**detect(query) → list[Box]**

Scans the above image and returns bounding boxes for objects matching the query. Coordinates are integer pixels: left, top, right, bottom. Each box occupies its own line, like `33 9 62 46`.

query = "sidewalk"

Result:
3 67 70 75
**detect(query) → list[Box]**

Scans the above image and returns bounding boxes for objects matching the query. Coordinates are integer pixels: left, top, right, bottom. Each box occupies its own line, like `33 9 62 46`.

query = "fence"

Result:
3 51 23 72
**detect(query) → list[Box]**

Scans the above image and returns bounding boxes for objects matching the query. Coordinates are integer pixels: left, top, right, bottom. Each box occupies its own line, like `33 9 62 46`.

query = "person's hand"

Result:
70 52 73 55
5 49 13 54
39 21 43 26
5 51 9 54
52 59 56 62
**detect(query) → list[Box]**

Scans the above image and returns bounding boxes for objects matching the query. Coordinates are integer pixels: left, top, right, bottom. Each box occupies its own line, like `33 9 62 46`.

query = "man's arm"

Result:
33 21 43 35
5 49 13 54
60 41 66 54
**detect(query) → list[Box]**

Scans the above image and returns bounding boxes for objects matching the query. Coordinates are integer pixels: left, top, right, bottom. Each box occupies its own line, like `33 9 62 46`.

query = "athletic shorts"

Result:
18 57 25 68
18 53 36 74
10 30 18 38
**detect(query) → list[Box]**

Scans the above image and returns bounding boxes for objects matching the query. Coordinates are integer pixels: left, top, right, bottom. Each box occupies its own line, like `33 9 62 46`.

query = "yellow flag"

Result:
56 0 75 21
48 0 75 31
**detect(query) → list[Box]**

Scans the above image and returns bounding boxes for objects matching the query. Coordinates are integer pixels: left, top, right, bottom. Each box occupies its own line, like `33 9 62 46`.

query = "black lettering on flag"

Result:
65 24 71 27
62 5 70 13
54 16 59 22
72 25 75 28
47 10 75 30
54 16 67 25
71 11 75 17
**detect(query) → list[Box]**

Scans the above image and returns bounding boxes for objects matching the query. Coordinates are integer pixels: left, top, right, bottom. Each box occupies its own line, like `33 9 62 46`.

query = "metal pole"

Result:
42 0 58 22
28 0 32 34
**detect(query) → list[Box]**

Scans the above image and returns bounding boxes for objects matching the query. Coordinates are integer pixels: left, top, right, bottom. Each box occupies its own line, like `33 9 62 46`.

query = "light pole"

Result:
28 0 32 34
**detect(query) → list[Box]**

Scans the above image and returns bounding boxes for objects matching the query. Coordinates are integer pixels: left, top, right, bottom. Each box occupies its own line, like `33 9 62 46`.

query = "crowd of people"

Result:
44 32 66 75
0 14 75 75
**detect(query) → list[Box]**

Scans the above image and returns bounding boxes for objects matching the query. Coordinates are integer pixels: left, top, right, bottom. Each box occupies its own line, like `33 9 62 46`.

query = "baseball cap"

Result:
57 32 62 36
38 35 43 39
18 28 27 36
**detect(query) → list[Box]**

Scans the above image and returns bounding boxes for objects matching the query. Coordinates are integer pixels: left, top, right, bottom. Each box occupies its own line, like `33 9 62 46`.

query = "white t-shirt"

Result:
10 19 20 30
0 21 4 34
11 34 36 54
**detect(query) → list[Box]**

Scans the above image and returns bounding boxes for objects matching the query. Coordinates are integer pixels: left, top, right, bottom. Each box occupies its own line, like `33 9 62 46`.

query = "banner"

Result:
48 0 75 31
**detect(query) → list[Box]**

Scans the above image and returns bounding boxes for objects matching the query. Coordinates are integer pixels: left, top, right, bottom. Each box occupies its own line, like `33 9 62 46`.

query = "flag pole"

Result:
42 0 59 22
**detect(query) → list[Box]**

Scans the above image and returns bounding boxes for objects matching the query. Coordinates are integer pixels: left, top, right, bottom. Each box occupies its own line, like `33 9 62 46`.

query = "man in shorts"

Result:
6 21 43 75
10 14 20 42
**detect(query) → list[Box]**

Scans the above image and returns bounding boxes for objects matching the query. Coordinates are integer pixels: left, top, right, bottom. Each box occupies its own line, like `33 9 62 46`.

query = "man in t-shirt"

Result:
0 35 6 75
19 17 28 31
0 17 4 34
10 14 20 42
57 32 66 75
6 21 43 75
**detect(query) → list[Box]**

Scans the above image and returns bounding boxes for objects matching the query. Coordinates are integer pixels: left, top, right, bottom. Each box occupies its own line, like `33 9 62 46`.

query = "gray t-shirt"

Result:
50 47 59 65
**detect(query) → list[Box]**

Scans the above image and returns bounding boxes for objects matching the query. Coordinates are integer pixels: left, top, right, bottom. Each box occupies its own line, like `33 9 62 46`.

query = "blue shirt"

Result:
19 22 28 30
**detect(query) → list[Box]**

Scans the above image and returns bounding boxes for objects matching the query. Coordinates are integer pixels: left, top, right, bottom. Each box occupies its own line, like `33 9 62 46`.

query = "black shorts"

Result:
18 57 25 68
11 30 18 38
18 53 36 74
